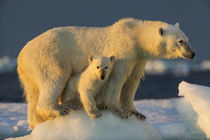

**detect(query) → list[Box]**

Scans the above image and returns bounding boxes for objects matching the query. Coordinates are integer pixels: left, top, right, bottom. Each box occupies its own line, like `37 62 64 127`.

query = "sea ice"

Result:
178 81 210 138
8 111 162 140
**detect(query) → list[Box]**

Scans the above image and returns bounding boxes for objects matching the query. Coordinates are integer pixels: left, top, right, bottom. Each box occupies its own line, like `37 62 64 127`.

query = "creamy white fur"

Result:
79 56 114 118
17 18 194 128
61 56 115 118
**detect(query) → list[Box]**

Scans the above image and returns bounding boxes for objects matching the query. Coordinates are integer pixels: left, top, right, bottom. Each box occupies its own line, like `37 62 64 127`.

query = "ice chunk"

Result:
201 60 210 71
178 81 210 138
0 56 17 73
145 60 190 76
145 60 167 74
8 111 162 140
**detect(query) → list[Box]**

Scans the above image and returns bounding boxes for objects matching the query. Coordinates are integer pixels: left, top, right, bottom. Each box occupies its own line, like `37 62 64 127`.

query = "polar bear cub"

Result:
79 56 115 118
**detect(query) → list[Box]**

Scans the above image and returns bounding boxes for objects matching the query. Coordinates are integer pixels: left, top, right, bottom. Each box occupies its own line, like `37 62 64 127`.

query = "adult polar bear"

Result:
17 18 195 128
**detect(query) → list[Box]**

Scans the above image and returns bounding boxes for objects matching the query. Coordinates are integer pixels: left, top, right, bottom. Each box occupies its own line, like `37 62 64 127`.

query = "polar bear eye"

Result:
178 40 184 44
97 66 100 69
105 66 108 69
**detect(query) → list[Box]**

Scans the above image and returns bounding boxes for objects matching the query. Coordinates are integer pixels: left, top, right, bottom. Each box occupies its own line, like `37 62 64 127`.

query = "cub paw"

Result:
88 109 102 118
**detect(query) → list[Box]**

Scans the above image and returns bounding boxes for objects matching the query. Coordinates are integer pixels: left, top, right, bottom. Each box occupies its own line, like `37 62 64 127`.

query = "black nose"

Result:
191 52 195 59
100 75 105 80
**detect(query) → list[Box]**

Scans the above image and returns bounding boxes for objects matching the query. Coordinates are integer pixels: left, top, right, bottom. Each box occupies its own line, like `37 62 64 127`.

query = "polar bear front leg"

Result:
104 62 131 119
121 78 146 120
121 61 147 120
80 90 102 118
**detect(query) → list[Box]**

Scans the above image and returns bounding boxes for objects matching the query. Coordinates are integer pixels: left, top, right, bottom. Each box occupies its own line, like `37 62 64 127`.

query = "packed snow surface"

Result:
178 81 210 138
0 103 30 139
9 111 162 140
2 98 207 140
1 81 210 140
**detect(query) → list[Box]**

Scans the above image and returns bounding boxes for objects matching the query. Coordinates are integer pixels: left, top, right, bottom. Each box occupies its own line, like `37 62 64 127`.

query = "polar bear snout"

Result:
190 51 195 59
183 51 195 59
177 41 195 59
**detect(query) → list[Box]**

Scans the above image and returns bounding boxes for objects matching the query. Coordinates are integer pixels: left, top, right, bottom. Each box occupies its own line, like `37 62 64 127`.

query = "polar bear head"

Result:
135 20 195 60
118 18 196 60
157 22 195 59
88 56 115 80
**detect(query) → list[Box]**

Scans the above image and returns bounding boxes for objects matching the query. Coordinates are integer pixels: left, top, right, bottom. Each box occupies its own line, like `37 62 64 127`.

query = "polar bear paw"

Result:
62 101 83 111
122 106 132 119
57 105 72 116
131 110 146 120
111 107 131 120
97 104 107 110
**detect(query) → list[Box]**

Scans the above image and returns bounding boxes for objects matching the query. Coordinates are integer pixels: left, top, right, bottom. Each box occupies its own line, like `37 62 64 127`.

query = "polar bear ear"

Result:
110 56 115 62
159 28 164 36
175 22 180 28
88 56 94 63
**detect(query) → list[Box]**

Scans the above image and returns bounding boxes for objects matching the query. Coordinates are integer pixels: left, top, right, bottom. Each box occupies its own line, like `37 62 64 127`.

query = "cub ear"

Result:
159 28 164 36
175 22 180 28
110 56 115 62
88 56 94 63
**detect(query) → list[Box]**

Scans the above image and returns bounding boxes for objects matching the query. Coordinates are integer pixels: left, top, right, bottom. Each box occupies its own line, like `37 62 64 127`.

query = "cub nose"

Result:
100 75 105 80
100 70 106 80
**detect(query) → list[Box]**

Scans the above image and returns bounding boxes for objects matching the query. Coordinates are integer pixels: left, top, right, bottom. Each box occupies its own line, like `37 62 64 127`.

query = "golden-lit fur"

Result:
78 56 114 118
17 18 194 128
60 56 115 118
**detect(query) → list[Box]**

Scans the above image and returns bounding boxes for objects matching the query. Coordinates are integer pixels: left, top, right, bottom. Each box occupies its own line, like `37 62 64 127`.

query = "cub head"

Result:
88 56 115 80
157 22 195 59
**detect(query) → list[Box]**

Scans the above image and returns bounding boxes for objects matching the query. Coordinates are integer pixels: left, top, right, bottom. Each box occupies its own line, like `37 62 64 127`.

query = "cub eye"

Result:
178 40 184 44
97 66 100 69
105 66 108 69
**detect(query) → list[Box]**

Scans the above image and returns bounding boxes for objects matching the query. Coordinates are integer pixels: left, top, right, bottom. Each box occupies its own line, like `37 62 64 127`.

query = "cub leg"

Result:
80 90 101 118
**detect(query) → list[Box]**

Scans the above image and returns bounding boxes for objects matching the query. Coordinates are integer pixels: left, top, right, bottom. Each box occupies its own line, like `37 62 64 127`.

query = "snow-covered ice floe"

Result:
178 81 210 139
136 99 206 140
2 99 207 140
8 111 162 140
2 81 210 140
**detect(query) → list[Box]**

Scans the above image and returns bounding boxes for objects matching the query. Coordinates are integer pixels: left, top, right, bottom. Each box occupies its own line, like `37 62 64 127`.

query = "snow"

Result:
1 81 210 140
8 111 162 140
178 81 210 138
1 98 207 140
0 103 31 139
136 99 206 140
